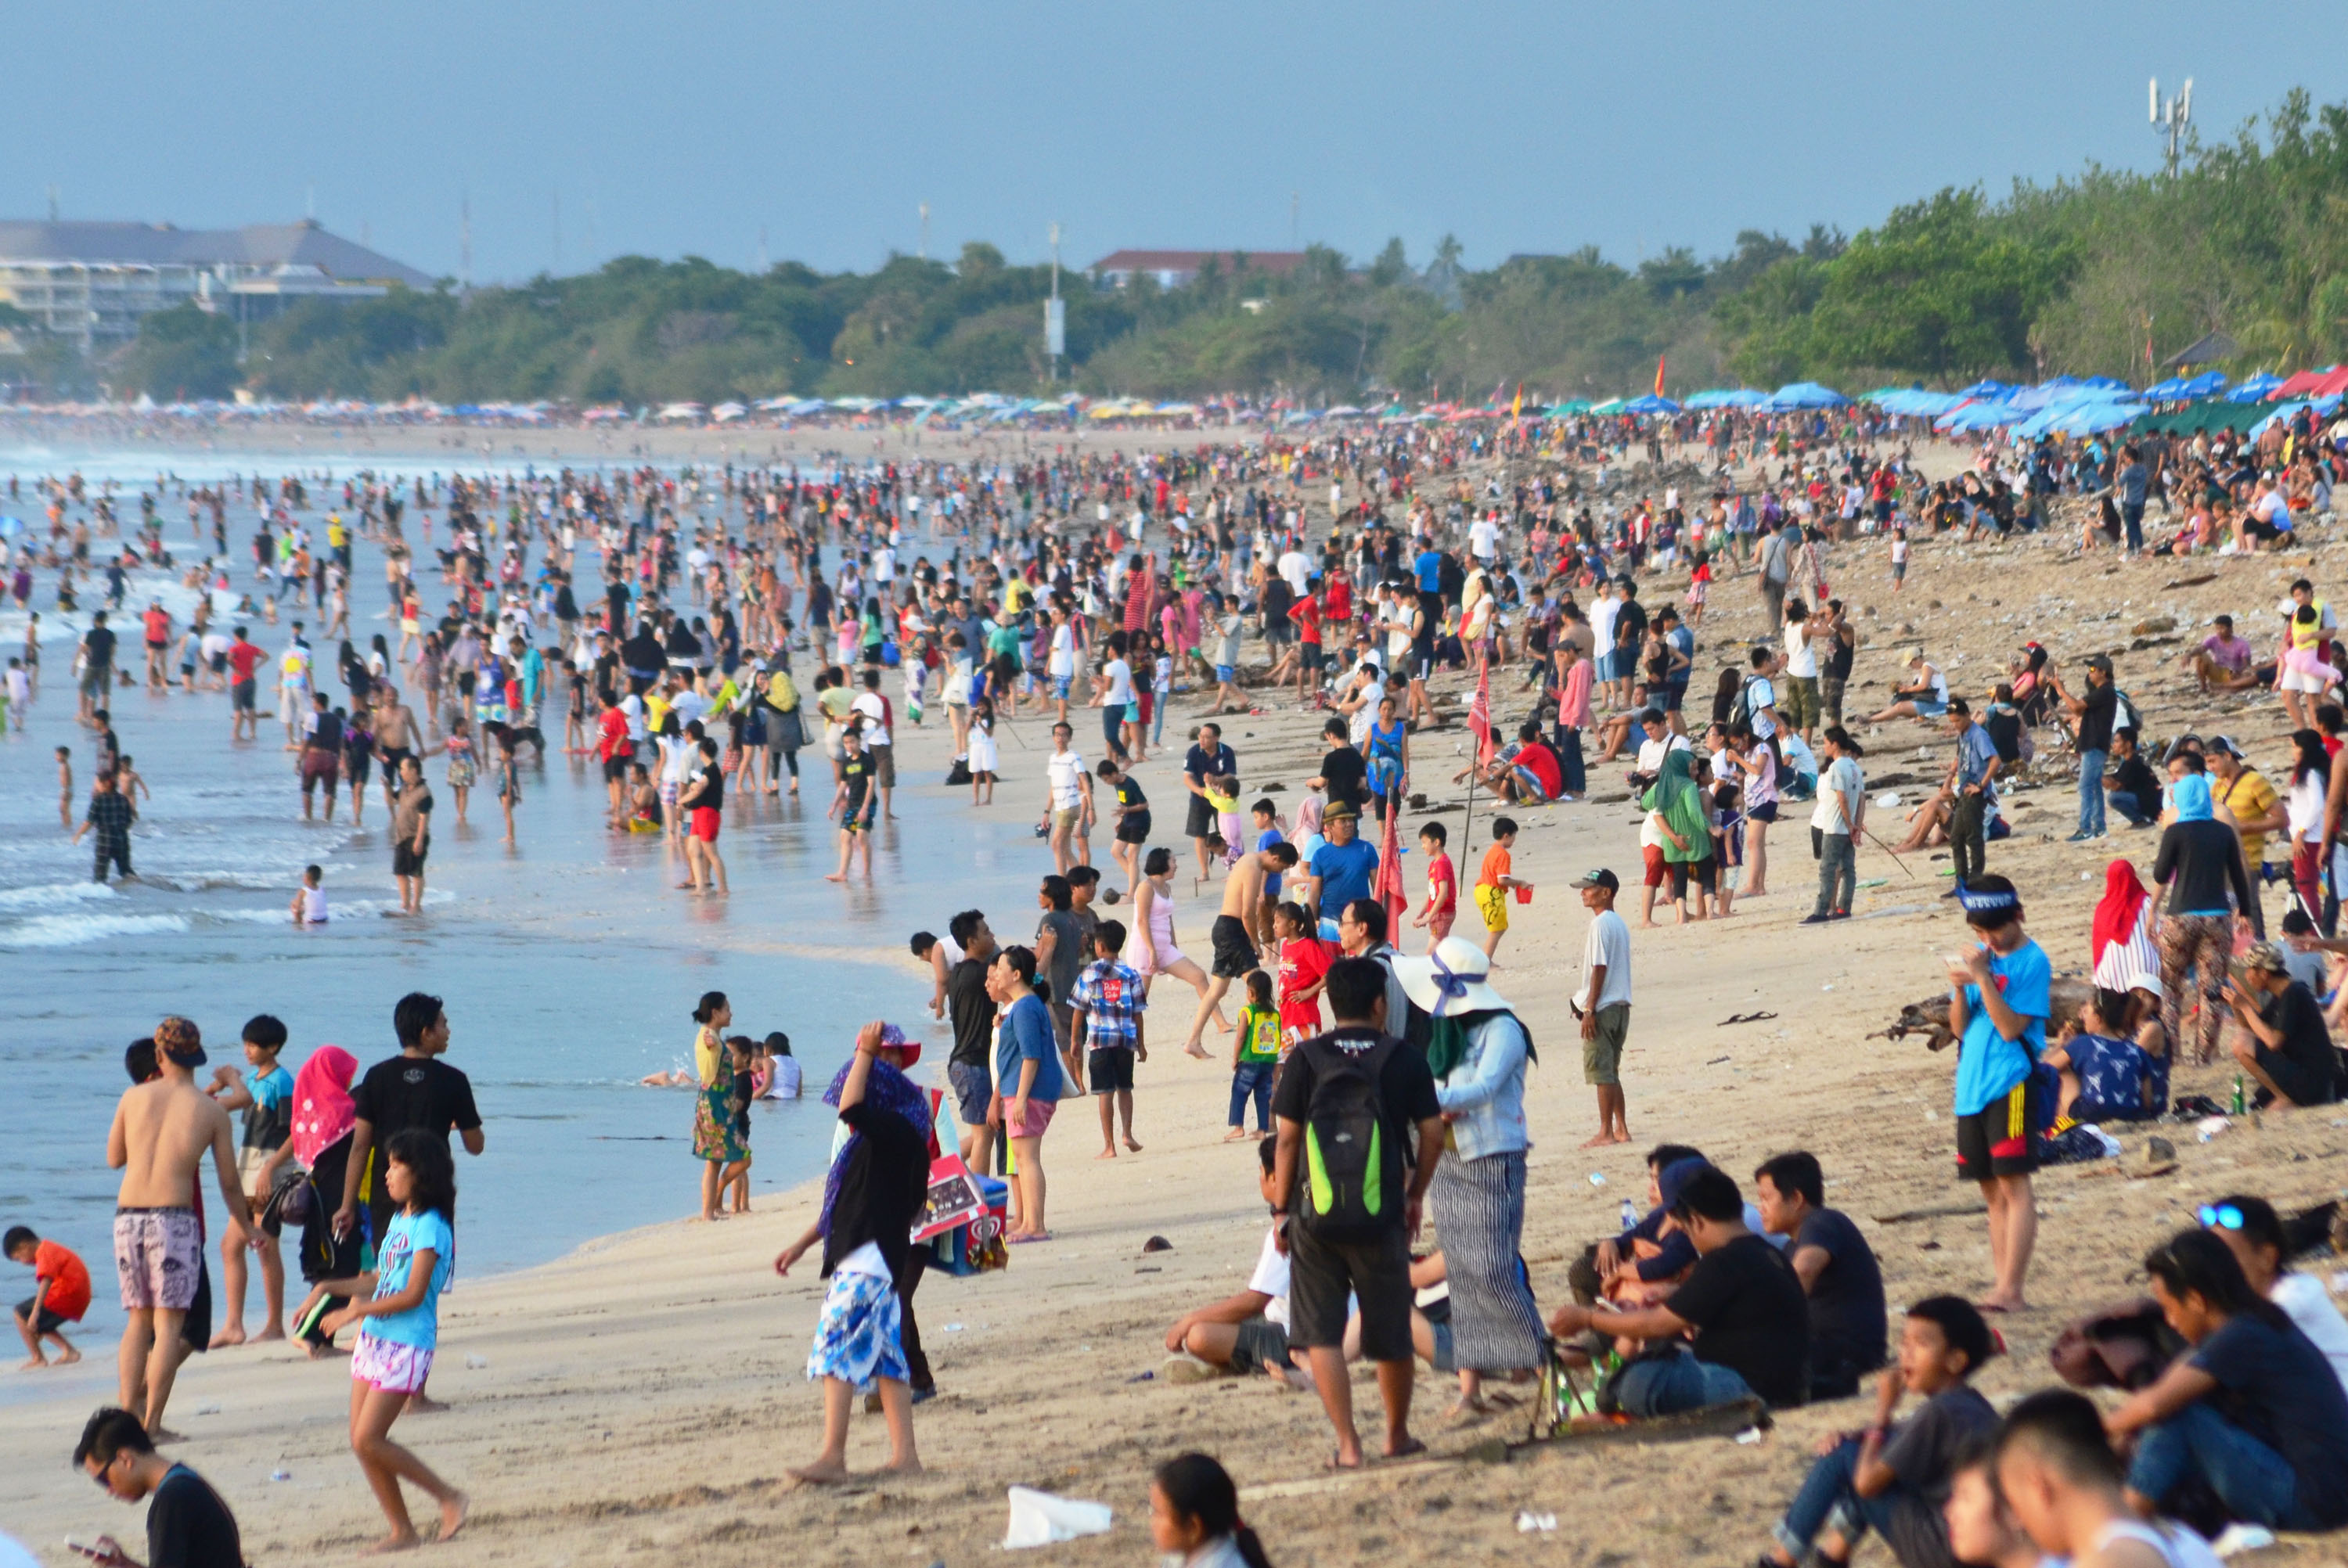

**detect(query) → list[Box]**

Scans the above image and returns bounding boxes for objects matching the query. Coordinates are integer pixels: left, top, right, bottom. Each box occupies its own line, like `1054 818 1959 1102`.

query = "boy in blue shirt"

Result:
1943 876 2049 1314
207 1013 295 1346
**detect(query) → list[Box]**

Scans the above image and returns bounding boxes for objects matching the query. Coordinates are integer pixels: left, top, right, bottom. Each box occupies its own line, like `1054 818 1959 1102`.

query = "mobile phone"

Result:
63 1539 110 1563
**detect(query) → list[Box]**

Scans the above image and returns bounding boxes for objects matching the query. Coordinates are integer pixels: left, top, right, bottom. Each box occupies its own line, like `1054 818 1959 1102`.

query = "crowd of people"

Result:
13 401 2348 1567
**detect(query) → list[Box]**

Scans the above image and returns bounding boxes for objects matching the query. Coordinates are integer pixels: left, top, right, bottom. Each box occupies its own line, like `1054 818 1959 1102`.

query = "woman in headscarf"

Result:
2152 768 2256 1064
286 1045 363 1356
1393 937 1542 1417
2090 859 2160 994
776 1023 939 1404
1641 747 1716 924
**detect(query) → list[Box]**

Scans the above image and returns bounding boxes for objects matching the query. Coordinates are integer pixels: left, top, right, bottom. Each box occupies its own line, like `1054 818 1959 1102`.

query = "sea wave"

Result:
0 881 118 912
0 912 189 948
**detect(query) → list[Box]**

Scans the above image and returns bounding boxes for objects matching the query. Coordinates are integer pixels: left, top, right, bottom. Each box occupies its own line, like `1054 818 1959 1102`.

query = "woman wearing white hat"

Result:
1390 936 1542 1416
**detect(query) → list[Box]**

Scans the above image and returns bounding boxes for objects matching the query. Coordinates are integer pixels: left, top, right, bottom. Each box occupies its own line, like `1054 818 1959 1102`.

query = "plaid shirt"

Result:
1068 958 1146 1048
85 790 132 851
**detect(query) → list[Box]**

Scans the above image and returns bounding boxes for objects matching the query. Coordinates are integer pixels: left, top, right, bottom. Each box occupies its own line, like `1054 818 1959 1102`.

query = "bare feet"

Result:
1579 1131 1630 1149
358 1534 420 1556
1096 1147 1118 1160
1976 1295 2028 1314
879 1458 925 1476
786 1460 851 1487
251 1326 286 1344
408 1392 448 1413
208 1326 247 1349
16 1355 46 1371
822 872 845 883
1183 1042 1212 1060
1123 1135 1143 1152
1222 1127 1251 1142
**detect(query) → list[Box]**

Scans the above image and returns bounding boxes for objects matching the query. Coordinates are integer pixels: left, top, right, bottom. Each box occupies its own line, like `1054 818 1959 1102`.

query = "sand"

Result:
5 447 2348 1566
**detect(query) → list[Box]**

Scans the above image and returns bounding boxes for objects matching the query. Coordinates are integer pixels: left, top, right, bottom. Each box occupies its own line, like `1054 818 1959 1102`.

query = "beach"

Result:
5 452 2348 1565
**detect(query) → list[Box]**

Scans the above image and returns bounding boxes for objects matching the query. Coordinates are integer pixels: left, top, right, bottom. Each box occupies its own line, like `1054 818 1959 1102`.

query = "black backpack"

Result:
1294 1031 1405 1243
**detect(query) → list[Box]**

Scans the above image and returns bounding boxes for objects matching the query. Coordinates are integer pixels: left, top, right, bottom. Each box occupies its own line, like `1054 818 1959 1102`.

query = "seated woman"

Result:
2106 1228 2348 1532
1892 784 1955 853
1867 649 1948 725
2044 986 2170 1124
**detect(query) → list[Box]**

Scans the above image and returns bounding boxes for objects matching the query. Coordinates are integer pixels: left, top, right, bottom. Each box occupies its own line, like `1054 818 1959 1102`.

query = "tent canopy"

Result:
2163 330 2240 369
1624 394 1681 414
1767 381 1849 410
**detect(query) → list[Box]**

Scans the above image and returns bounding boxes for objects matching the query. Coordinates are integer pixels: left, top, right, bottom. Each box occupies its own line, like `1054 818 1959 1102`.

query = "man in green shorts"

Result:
1571 869 1633 1149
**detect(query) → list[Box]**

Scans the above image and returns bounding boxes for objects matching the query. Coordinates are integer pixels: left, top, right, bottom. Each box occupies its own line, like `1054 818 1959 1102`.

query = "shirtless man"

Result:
106 1017 256 1437
373 690 422 811
1184 843 1298 1057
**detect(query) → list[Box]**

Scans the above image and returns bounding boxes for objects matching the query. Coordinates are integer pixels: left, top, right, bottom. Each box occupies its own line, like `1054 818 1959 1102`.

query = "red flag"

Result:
1374 796 1408 930
1468 652 1495 768
1654 354 1667 397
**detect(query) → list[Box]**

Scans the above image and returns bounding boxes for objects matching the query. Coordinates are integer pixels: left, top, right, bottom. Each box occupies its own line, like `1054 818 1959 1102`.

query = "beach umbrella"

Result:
1766 381 1849 410
1624 394 1681 414
2229 374 2286 402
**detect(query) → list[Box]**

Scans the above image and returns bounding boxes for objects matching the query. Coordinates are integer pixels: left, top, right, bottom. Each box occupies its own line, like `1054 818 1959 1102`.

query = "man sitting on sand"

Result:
1161 1137 1310 1389
106 1017 258 1439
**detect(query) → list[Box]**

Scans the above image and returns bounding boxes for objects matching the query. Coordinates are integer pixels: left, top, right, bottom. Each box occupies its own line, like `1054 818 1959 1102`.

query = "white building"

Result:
0 219 434 350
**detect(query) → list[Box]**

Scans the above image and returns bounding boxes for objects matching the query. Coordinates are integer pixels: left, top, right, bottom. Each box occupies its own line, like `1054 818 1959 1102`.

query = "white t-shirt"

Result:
1246 1227 1293 1330
1813 755 1864 835
1277 549 1312 599
765 1056 803 1099
851 690 892 746
1634 735 1692 849
1046 747 1088 810
1589 596 1621 656
2271 1273 2348 1398
1468 517 1500 561
297 885 329 924
1102 658 1134 706
1576 909 1633 1012
1048 623 1077 678
1743 674 1779 739
670 689 711 730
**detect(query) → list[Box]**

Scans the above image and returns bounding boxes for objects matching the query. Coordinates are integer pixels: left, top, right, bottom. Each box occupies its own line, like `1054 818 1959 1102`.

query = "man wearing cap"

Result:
2223 940 2342 1108
1943 699 2000 896
2049 654 2120 842
1942 875 2049 1313
1572 869 1633 1147
1305 803 1378 930
106 1018 257 1437
2206 738 2283 937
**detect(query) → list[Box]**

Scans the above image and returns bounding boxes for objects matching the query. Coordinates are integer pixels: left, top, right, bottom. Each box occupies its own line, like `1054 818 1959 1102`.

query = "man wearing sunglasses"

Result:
72 1406 243 1568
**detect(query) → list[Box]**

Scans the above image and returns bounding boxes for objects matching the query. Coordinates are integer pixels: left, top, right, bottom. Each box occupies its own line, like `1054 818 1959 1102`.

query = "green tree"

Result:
123 304 240 400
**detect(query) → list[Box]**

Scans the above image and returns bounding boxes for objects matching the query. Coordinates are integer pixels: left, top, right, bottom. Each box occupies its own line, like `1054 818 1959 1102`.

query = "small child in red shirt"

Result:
7 1225 91 1367
1272 901 1334 1050
1413 820 1457 950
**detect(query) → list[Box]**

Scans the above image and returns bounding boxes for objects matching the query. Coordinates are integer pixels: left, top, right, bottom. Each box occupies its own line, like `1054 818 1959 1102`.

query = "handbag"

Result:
770 705 805 750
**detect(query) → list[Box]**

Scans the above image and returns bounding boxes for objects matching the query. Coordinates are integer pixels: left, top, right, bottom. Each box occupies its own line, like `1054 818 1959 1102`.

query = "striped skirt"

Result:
1427 1147 1543 1373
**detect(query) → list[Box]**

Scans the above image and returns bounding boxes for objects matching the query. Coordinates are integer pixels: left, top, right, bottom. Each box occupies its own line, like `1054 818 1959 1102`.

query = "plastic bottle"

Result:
2231 1075 2245 1116
1619 1198 1639 1232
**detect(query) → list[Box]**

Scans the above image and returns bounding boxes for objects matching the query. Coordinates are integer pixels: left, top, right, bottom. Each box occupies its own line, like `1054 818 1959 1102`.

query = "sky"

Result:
10 2 2343 287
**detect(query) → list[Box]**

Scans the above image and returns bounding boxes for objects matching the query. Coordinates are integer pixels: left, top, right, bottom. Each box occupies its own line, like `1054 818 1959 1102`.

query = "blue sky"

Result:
13 2 2339 285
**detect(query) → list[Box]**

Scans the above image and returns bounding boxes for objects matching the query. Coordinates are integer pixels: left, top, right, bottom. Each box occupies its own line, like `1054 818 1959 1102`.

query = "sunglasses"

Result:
2199 1203 2246 1232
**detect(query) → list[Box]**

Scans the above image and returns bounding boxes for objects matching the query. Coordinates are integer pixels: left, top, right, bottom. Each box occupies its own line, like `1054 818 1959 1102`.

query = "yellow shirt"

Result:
2219 768 2281 868
693 1026 723 1087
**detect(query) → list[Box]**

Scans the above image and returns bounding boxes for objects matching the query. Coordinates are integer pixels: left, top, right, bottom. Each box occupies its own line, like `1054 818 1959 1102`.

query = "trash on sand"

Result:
1004 1487 1113 1548
1586 1172 1608 1187
1735 1427 1765 1444
1516 1511 1558 1533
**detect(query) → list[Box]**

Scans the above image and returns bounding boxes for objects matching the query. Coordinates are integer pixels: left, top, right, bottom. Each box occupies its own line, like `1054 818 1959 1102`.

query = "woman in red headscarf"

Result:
2090 859 2158 994
286 1045 363 1355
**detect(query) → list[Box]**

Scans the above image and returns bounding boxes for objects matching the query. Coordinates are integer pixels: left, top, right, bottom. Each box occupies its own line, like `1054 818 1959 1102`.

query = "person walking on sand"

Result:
106 1016 258 1438
313 1131 469 1550
988 946 1064 1243
1570 869 1633 1149
776 1021 928 1486
1184 843 1297 1059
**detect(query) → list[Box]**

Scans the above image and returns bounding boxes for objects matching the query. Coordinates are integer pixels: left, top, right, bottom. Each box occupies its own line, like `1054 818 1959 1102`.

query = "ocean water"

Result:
0 444 1044 1381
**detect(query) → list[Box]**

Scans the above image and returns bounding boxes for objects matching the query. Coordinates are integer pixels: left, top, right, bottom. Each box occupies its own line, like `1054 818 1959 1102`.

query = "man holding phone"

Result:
72 1406 243 1568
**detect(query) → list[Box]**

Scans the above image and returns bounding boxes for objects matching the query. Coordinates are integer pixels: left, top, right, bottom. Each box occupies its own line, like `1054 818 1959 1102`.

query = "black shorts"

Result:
1955 1080 2041 1181
1748 800 1779 823
393 843 430 877
1227 1316 1291 1376
1302 643 1325 673
1286 1221 1411 1361
1184 793 1219 840
15 1297 70 1336
1209 914 1258 979
232 678 256 712
1115 811 1154 845
380 745 415 776
1088 1047 1136 1093
181 1257 211 1354
603 757 631 783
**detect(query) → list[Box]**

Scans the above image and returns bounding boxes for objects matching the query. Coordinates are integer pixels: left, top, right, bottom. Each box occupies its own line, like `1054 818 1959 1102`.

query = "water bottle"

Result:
1619 1198 1639 1232
2230 1075 2245 1116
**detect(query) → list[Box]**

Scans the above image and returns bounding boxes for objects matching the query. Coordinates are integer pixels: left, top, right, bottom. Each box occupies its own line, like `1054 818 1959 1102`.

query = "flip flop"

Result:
1006 1232 1052 1245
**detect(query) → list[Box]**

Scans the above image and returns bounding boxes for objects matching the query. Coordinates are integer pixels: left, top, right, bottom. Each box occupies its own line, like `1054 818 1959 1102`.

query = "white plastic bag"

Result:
1003 1486 1113 1548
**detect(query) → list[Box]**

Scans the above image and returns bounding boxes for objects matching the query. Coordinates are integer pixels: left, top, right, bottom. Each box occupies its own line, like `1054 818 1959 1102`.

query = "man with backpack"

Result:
1270 956 1446 1469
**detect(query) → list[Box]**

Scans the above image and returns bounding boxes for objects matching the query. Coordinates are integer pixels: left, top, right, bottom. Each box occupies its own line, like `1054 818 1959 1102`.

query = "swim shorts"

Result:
1209 914 1257 979
948 1062 992 1130
690 807 721 842
1475 883 1510 934
1955 1080 2041 1181
113 1206 202 1311
232 678 255 712
1088 1047 1136 1093
351 1331 434 1394
1582 1003 1630 1086
1115 811 1154 845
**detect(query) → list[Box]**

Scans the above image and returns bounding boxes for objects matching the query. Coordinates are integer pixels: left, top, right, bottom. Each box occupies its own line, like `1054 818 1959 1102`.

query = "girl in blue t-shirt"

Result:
318 1129 468 1551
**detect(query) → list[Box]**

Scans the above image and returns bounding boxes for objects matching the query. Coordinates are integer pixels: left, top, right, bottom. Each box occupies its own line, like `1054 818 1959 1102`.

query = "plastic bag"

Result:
1003 1486 1112 1548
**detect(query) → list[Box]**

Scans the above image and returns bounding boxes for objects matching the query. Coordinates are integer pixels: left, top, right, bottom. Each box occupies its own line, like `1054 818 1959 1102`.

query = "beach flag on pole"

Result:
1511 383 1522 423
1468 653 1495 768
1654 354 1667 397
1374 797 1408 929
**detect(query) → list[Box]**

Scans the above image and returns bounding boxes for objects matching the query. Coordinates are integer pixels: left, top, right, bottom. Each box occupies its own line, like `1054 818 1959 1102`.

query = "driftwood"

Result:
1871 977 2095 1052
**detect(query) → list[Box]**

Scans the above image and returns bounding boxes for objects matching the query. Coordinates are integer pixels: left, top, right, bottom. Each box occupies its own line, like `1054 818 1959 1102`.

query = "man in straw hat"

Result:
106 1016 258 1437
1867 646 1950 725
1389 937 1543 1416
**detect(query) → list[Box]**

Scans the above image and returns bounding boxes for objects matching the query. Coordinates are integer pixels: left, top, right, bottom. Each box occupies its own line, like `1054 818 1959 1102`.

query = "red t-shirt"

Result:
142 609 170 645
1424 851 1457 918
597 708 633 761
1289 597 1323 647
34 1239 91 1321
1277 936 1334 1036
228 641 265 683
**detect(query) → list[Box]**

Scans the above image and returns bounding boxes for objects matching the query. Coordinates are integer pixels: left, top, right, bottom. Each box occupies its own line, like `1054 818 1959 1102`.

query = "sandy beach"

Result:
6 463 2348 1567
